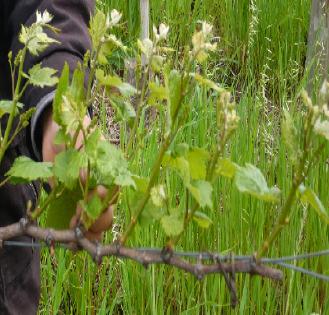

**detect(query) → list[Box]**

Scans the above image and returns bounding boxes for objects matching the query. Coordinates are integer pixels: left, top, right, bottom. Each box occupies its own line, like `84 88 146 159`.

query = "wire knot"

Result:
93 242 102 265
75 226 84 240
19 217 29 231
161 247 173 263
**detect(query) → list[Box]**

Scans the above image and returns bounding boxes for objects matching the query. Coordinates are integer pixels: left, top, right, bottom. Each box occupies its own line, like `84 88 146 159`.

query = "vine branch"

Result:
0 219 283 284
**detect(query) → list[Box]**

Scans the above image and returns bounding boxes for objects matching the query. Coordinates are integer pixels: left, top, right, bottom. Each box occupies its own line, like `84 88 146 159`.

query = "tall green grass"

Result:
39 0 329 314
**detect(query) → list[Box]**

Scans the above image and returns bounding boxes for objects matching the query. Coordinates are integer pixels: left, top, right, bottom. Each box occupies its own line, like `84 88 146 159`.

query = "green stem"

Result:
0 47 27 165
256 129 313 259
86 44 102 104
120 136 171 244
29 185 61 220
0 176 10 188
126 65 149 156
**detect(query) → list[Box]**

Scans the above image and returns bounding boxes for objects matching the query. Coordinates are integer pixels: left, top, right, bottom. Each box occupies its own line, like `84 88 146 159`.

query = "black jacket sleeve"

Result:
3 0 95 160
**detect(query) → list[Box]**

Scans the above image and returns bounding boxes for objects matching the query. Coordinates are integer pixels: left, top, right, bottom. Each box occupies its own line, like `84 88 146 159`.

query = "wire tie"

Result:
112 240 121 255
161 247 173 263
195 254 204 280
19 217 29 231
45 232 54 247
75 226 84 240
94 241 102 265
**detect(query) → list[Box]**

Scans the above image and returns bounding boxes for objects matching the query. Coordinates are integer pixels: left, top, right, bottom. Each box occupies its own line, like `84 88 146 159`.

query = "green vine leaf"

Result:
161 213 184 237
81 195 104 229
96 69 137 97
89 10 107 48
0 100 23 118
192 73 225 93
299 185 329 225
166 69 182 121
187 148 210 180
6 156 53 184
150 185 166 207
53 66 86 132
163 154 190 185
53 149 87 189
148 82 167 105
88 141 135 188
216 158 238 179
132 176 149 193
109 95 136 125
20 25 59 56
192 211 213 228
27 63 58 88
187 180 213 209
53 63 70 126
235 164 281 202
138 198 165 225
45 187 82 229
130 177 164 225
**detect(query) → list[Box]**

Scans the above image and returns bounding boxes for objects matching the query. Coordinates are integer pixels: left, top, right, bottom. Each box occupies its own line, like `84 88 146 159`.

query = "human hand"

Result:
41 107 113 241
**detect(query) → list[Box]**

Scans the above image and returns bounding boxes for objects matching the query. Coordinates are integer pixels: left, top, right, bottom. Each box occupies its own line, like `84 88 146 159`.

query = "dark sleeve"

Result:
6 0 95 161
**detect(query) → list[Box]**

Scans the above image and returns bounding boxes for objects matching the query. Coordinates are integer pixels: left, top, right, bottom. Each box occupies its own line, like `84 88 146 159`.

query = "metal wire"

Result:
3 240 329 281
276 262 329 282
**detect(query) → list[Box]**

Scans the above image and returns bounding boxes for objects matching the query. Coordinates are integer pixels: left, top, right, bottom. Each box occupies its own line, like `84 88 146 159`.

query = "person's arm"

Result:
6 0 113 239
6 0 94 160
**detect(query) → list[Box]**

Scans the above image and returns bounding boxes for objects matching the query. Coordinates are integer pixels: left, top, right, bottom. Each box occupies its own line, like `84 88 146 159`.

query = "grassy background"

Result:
39 0 329 314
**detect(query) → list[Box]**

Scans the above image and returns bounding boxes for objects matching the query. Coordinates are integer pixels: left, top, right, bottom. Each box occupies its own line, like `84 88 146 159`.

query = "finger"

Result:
89 205 114 233
95 185 108 200
69 203 83 229
79 168 88 185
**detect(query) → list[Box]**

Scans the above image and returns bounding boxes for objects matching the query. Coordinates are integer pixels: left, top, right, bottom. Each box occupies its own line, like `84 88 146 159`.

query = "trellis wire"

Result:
3 240 329 282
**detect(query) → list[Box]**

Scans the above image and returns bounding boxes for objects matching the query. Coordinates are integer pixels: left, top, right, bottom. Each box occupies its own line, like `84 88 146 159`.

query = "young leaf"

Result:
299 185 329 225
132 176 149 193
90 141 135 188
20 25 59 56
160 213 184 237
282 110 299 165
45 187 82 229
27 63 58 87
186 148 210 180
6 156 53 184
19 108 36 126
163 154 190 185
192 211 213 228
96 69 137 97
151 55 164 73
81 195 104 229
68 65 86 104
148 82 167 105
54 129 71 145
150 185 166 207
110 96 136 125
135 192 164 225
172 143 189 158
192 73 225 93
235 164 281 202
53 149 87 189
0 100 23 118
53 63 70 126
167 69 182 121
216 158 238 179
89 10 107 48
187 180 213 209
